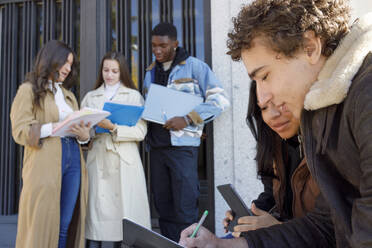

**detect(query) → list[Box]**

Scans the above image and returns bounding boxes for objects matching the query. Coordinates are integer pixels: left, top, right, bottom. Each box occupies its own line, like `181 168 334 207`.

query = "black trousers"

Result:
85 240 123 248
150 146 200 242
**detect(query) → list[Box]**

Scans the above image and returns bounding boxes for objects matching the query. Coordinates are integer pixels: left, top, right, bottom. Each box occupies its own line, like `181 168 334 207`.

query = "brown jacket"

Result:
273 158 320 219
10 82 88 248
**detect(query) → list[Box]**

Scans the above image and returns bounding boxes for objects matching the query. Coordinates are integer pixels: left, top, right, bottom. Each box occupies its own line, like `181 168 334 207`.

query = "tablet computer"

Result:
217 184 254 232
122 218 184 248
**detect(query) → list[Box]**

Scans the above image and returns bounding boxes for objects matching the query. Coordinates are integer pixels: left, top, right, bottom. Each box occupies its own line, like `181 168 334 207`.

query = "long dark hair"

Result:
246 81 283 179
94 51 136 90
25 40 78 108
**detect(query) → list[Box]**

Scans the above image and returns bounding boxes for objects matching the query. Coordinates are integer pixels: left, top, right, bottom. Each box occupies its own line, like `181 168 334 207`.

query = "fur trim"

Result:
145 62 156 71
304 12 372 110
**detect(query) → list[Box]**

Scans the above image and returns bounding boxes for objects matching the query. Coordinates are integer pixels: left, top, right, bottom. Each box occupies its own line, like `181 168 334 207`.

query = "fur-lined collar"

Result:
304 12 372 110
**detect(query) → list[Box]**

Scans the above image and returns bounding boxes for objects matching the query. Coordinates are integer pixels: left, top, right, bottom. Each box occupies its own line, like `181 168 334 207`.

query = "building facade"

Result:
0 0 254 235
0 0 369 238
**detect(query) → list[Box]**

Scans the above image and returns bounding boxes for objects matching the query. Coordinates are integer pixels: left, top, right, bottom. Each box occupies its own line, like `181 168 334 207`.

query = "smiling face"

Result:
57 53 73 82
151 35 178 63
102 59 120 86
241 36 325 121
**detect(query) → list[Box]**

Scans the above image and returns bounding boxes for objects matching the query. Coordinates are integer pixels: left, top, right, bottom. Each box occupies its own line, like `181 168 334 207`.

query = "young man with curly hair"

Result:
179 0 372 247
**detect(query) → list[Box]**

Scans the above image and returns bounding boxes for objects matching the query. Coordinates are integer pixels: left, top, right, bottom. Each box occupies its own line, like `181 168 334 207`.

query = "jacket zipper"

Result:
297 135 304 159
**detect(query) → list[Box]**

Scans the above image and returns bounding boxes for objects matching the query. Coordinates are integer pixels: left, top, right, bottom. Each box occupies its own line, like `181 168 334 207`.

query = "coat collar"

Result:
46 81 75 103
60 86 74 100
146 62 156 71
304 12 372 110
90 83 131 97
145 60 187 71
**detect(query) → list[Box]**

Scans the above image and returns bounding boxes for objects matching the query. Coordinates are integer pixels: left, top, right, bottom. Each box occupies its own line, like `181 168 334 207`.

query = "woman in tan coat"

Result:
10 40 90 248
82 52 151 247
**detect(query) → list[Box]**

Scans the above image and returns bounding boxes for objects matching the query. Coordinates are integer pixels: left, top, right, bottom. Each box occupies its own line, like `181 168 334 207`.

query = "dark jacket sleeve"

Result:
350 75 372 247
242 193 335 248
252 176 276 212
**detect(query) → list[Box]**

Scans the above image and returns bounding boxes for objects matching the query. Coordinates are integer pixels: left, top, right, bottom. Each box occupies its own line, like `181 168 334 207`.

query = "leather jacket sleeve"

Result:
350 78 372 247
252 176 276 212
242 193 335 248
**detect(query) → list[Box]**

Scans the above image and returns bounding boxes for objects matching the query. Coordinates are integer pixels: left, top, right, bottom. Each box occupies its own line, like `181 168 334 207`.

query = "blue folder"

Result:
95 102 144 133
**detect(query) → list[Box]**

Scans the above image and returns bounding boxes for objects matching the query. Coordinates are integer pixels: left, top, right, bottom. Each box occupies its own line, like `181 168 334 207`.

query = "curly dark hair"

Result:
227 0 351 61
151 22 177 40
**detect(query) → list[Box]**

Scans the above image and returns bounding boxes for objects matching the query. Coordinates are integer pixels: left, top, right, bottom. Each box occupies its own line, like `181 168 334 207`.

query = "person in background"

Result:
143 22 230 242
10 40 90 248
223 80 319 238
82 51 151 248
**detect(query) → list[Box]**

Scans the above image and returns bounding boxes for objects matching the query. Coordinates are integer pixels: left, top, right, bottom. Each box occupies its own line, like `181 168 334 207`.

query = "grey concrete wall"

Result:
210 0 263 236
351 1 372 21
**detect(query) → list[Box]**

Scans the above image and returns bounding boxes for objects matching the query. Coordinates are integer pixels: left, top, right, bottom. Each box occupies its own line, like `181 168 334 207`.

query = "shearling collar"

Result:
304 12 372 110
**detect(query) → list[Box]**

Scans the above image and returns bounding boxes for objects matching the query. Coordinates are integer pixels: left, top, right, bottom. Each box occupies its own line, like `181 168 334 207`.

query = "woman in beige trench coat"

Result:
10 40 89 248
82 52 151 247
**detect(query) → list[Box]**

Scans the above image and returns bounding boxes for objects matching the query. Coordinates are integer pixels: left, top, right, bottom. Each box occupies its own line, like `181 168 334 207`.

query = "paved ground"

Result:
0 215 160 248
0 215 17 248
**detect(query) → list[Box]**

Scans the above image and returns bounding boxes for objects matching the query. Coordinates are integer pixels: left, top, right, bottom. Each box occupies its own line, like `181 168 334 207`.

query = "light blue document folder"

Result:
142 84 203 132
96 102 144 133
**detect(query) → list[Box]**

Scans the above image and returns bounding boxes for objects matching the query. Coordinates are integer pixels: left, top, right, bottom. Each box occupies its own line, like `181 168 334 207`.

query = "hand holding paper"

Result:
52 107 110 137
69 120 92 141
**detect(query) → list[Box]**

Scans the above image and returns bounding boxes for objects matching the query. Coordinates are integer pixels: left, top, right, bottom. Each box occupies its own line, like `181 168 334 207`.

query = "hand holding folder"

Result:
95 102 144 133
142 84 203 132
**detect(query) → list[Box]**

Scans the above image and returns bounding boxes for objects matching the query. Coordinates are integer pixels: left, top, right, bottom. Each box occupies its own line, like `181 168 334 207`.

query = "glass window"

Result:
151 0 160 63
172 0 183 47
17 3 24 81
194 0 204 61
74 0 81 57
56 2 62 40
0 7 3 67
131 0 139 88
111 0 117 51
73 0 81 99
152 0 160 29
36 2 43 51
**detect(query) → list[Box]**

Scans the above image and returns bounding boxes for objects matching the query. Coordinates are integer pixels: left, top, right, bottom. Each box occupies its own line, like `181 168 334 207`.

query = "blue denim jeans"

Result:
221 233 234 239
58 137 81 248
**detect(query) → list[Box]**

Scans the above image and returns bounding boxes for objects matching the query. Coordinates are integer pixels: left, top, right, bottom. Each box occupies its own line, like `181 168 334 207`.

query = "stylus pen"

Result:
190 210 209 238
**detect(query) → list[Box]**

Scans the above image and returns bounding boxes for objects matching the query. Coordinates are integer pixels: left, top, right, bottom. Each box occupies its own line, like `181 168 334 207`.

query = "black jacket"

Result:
301 55 372 247
243 15 372 248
